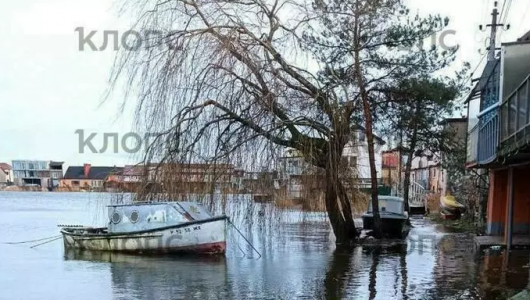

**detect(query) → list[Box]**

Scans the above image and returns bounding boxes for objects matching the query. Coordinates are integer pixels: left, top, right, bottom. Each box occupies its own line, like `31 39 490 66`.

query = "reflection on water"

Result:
1 192 530 299
65 251 229 300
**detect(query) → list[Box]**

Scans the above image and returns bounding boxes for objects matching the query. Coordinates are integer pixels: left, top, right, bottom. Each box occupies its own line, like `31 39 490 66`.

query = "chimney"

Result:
83 164 91 177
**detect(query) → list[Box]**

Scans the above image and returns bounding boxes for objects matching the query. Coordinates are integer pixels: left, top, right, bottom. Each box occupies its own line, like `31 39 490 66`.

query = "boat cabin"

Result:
365 196 406 216
107 202 213 234
362 196 409 237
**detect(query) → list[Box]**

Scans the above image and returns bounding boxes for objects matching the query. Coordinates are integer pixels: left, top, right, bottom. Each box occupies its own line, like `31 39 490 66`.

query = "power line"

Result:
471 53 488 78
517 1 530 34
501 0 512 24
481 0 489 27
498 0 512 41
499 0 507 20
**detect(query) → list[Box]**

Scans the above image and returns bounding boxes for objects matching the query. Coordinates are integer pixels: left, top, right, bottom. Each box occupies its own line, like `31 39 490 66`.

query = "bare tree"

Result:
111 0 460 242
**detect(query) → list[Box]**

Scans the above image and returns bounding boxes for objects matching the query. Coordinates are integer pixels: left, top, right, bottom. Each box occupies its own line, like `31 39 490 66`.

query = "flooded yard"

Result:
0 192 529 299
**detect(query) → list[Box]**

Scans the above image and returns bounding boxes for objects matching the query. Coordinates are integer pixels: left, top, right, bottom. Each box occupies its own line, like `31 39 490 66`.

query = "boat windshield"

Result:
175 202 213 220
367 198 404 214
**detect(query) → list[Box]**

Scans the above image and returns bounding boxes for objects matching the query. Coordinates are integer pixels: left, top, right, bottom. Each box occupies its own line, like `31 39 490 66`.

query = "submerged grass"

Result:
274 191 370 216
427 213 478 233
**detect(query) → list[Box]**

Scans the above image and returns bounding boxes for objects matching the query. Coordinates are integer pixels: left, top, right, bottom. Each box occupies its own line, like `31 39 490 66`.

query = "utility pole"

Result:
487 2 499 61
481 1 508 61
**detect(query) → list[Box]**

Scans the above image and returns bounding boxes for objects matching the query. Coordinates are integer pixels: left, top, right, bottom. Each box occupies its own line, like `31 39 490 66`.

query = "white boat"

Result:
362 196 409 238
61 202 227 255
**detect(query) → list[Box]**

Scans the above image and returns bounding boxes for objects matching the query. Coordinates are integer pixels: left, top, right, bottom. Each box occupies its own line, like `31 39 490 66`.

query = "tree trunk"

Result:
352 10 382 238
477 169 489 232
403 102 420 213
324 157 358 245
403 148 414 213
363 116 382 238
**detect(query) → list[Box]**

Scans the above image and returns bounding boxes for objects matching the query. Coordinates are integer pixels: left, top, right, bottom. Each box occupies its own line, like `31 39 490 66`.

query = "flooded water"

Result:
0 192 529 300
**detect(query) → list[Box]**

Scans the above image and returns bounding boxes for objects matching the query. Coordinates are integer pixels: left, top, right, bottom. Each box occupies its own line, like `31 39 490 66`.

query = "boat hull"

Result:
362 215 407 238
61 217 227 255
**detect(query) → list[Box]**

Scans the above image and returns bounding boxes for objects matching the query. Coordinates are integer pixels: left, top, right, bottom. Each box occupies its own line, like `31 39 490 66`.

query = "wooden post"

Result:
506 167 514 250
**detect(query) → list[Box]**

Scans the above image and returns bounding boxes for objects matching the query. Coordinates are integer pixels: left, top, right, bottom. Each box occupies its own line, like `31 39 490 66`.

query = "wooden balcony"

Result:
499 73 530 156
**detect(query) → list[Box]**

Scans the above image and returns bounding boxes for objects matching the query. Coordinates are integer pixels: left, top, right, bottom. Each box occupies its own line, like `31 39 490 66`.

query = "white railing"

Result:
393 180 427 208
408 181 427 208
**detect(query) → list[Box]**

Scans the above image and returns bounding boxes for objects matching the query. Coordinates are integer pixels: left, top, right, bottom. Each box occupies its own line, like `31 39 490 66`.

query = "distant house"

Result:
381 150 401 187
278 126 386 199
112 164 151 192
11 160 64 188
0 163 12 186
150 163 239 193
60 164 123 191
409 151 441 192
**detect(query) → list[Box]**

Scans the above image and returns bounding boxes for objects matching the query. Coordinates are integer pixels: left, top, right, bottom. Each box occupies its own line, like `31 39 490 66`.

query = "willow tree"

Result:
111 0 459 242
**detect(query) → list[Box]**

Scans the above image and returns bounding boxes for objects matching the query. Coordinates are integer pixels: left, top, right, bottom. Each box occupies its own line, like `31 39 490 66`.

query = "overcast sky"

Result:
1 0 529 168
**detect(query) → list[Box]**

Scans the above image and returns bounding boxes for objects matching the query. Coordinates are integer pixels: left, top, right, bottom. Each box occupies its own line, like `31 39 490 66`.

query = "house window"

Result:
358 132 366 142
349 157 358 168
72 181 80 186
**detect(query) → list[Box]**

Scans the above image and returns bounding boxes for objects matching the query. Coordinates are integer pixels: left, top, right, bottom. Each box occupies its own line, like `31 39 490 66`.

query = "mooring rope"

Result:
30 236 63 249
2 235 62 245
227 218 262 259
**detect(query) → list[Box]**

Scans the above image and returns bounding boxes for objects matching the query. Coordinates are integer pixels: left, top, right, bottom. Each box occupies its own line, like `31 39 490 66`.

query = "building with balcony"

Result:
11 160 64 188
465 32 530 246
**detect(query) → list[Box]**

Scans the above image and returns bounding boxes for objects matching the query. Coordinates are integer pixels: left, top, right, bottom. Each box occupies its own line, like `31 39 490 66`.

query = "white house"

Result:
342 128 385 186
279 127 385 198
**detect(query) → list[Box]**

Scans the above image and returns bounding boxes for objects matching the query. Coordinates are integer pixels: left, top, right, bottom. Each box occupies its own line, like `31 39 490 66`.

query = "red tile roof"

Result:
0 163 11 171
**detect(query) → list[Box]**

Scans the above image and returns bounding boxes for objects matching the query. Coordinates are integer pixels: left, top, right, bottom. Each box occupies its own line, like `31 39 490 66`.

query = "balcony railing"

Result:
478 109 499 164
466 108 500 167
500 73 530 154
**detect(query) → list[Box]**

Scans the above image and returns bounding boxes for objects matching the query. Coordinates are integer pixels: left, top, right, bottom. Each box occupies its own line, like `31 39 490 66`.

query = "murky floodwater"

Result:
0 192 529 300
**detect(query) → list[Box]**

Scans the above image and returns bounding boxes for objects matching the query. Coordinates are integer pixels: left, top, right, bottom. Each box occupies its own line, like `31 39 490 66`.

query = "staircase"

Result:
393 180 427 214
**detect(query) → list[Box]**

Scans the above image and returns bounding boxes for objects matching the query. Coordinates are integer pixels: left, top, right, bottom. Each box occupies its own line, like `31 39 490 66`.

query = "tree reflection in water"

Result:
323 246 356 300
367 247 381 300
321 243 409 300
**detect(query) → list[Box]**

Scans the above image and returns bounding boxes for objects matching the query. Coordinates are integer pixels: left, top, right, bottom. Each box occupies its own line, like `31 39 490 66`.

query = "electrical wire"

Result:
499 0 507 19
481 0 489 28
516 1 530 36
498 0 513 42
501 0 512 24
471 53 488 77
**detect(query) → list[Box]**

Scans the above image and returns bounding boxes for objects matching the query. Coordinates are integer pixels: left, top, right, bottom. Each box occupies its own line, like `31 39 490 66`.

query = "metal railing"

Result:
393 180 426 208
466 109 500 166
408 181 427 208
500 73 530 151
477 110 499 164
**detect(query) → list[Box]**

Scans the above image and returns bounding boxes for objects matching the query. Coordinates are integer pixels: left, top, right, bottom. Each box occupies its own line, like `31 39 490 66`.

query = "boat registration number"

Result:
171 225 201 235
